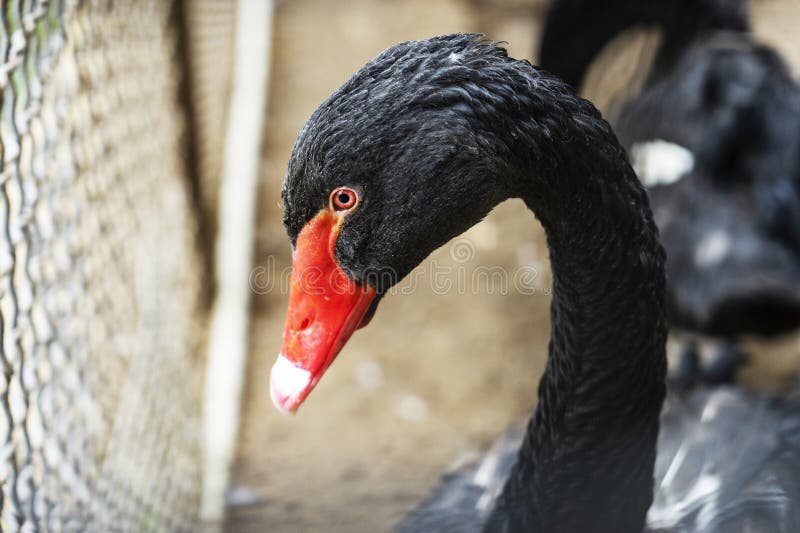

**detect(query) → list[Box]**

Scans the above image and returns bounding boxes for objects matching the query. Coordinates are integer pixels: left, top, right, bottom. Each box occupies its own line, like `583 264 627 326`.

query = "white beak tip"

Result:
269 354 312 413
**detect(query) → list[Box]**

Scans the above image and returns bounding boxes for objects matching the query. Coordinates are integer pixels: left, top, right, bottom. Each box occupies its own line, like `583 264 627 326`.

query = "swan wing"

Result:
395 424 523 533
647 385 800 532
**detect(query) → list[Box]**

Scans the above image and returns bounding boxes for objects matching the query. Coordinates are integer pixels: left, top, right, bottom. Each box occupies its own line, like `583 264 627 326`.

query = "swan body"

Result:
276 33 665 532
271 33 800 533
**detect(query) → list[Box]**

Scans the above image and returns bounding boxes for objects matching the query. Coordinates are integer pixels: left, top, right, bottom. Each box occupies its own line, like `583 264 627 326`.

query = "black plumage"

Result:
282 32 800 532
404 384 800 532
284 33 667 532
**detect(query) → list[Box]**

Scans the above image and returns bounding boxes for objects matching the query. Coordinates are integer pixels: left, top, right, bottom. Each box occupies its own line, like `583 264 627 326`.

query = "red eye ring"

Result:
331 187 358 211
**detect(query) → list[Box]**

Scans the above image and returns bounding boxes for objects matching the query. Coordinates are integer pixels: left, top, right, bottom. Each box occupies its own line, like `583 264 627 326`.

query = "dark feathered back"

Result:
399 385 800 532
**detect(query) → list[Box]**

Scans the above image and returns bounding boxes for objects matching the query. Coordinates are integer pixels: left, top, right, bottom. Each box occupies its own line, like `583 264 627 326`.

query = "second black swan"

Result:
539 0 800 341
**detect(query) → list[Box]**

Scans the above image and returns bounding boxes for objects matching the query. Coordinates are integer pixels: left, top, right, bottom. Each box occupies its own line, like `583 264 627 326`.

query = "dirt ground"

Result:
226 1 800 532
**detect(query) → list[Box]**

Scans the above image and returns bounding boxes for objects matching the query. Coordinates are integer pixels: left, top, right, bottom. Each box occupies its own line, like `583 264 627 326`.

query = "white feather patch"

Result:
631 140 694 188
695 230 732 268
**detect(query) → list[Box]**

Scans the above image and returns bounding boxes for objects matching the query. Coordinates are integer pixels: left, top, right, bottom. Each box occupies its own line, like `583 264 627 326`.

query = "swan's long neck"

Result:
483 85 667 532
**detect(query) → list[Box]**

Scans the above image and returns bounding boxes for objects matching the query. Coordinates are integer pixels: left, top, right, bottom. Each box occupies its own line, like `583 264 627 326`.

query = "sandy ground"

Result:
226 1 800 532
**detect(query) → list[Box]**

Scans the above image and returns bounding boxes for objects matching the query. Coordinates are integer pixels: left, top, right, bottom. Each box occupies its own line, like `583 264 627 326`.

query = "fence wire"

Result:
0 0 205 530
182 0 236 236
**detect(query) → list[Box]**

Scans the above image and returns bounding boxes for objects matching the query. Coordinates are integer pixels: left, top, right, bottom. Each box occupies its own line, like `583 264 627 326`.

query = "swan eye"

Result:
331 187 358 211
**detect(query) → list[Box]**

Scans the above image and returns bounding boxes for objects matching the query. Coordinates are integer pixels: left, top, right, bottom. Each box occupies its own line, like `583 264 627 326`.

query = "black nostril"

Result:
294 313 315 331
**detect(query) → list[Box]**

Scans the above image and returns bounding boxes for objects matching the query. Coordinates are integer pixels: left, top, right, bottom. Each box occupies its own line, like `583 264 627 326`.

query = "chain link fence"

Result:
0 0 209 530
181 0 236 236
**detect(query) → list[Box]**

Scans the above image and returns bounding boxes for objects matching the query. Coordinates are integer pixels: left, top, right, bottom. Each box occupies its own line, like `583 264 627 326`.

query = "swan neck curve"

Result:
485 89 667 533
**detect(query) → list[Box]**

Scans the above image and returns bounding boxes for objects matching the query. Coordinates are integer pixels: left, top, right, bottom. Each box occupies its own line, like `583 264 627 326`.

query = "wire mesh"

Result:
0 0 204 530
181 0 237 234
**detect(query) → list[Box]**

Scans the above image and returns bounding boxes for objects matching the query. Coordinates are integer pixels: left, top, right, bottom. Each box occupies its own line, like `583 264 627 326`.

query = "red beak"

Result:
270 209 377 413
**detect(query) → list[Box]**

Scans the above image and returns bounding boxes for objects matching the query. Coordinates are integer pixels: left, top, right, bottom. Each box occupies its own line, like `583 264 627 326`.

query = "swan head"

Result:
271 35 526 412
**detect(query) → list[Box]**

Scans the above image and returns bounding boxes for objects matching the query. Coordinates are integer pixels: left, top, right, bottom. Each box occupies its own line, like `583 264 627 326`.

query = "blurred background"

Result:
0 0 797 532
233 0 800 532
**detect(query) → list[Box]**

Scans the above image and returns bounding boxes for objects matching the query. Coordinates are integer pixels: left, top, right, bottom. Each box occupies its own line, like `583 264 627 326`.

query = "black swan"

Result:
539 0 800 342
269 35 800 531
